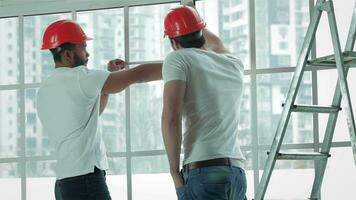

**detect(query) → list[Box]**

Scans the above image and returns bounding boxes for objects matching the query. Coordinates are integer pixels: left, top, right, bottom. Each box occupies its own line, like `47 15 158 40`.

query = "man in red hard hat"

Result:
37 19 162 200
161 5 247 200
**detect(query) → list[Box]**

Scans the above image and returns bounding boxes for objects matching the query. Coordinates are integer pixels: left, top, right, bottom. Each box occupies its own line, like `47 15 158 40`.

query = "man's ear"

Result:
62 50 74 63
170 39 181 50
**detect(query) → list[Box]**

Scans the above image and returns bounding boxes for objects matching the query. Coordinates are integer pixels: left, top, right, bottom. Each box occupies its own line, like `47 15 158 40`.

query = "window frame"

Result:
0 0 354 199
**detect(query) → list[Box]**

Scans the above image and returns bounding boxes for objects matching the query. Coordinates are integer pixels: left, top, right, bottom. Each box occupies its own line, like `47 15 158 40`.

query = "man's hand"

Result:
171 171 184 188
107 59 127 72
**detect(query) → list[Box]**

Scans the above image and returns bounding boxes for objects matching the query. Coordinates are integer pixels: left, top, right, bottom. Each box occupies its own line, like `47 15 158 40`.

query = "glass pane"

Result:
0 90 20 158
257 72 313 145
260 152 314 199
243 150 253 171
100 94 126 152
317 69 356 142
129 3 179 62
259 149 314 170
27 160 56 177
197 0 251 68
240 76 252 146
259 148 314 199
131 79 163 151
132 155 174 200
77 8 125 70
26 89 51 156
26 161 56 200
107 157 127 200
77 9 126 152
255 0 309 68
24 13 71 83
243 151 254 199
0 18 19 85
107 157 126 175
245 170 254 199
316 0 355 57
322 147 356 199
0 163 21 200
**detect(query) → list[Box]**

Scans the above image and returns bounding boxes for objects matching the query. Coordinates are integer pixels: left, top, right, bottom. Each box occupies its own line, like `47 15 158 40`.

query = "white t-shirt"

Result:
163 48 246 167
37 66 110 180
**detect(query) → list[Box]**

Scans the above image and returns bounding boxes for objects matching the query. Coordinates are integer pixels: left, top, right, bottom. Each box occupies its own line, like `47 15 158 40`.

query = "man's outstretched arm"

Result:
101 62 162 94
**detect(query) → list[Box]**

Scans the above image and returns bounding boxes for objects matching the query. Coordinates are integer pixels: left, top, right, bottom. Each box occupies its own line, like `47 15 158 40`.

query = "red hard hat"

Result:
41 19 92 50
164 6 206 38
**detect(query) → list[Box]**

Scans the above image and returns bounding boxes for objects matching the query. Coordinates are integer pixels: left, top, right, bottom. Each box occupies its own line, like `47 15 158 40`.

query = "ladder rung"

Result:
307 51 356 67
268 152 331 160
282 104 341 113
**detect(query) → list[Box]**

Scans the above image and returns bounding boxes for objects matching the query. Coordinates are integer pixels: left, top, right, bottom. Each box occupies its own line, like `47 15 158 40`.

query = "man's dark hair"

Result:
49 43 76 62
173 30 205 48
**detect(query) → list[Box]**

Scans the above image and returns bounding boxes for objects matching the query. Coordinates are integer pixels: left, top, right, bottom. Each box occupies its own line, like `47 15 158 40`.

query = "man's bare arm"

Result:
102 62 162 94
99 94 109 115
162 80 186 188
182 1 230 54
203 28 230 54
100 59 127 114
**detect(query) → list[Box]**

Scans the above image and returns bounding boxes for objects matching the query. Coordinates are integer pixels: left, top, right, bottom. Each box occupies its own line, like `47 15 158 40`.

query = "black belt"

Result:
58 166 105 182
183 158 239 171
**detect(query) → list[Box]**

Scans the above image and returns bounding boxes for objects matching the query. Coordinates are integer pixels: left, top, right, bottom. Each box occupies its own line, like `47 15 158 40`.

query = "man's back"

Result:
163 48 245 165
37 66 109 179
162 6 247 199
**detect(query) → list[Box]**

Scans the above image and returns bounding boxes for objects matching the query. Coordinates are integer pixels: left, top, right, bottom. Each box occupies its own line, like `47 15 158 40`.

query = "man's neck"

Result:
55 62 73 68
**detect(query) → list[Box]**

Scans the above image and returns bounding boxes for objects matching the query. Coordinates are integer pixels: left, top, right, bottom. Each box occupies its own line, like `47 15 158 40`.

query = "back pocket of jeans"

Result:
200 171 231 184
199 183 229 200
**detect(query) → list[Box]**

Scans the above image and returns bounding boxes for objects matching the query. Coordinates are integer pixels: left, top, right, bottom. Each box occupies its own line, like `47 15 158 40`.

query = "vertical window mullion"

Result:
124 6 133 200
72 10 77 21
248 0 259 196
18 15 26 200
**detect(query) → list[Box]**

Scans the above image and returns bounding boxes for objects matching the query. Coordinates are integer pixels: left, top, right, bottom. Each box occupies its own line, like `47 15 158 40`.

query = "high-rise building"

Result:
0 18 19 177
218 0 311 168
0 19 19 156
256 0 312 168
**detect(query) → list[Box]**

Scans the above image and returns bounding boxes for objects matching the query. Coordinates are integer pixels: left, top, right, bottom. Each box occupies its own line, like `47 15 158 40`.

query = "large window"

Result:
0 0 355 200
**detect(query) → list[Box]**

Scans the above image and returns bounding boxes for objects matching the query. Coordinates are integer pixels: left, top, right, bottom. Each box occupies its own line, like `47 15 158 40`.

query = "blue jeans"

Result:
176 166 247 200
55 167 111 200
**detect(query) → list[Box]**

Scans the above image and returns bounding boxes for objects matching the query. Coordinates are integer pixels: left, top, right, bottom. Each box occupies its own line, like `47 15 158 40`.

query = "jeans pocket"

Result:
200 183 229 200
192 170 230 200
176 186 186 200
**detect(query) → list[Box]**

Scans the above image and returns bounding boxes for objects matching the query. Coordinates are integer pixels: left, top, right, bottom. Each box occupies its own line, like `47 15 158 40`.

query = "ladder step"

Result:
268 152 331 160
282 104 341 113
307 51 356 68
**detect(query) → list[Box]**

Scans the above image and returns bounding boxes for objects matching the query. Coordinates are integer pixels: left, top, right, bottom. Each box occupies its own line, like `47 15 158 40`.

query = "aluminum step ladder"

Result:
255 0 356 199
